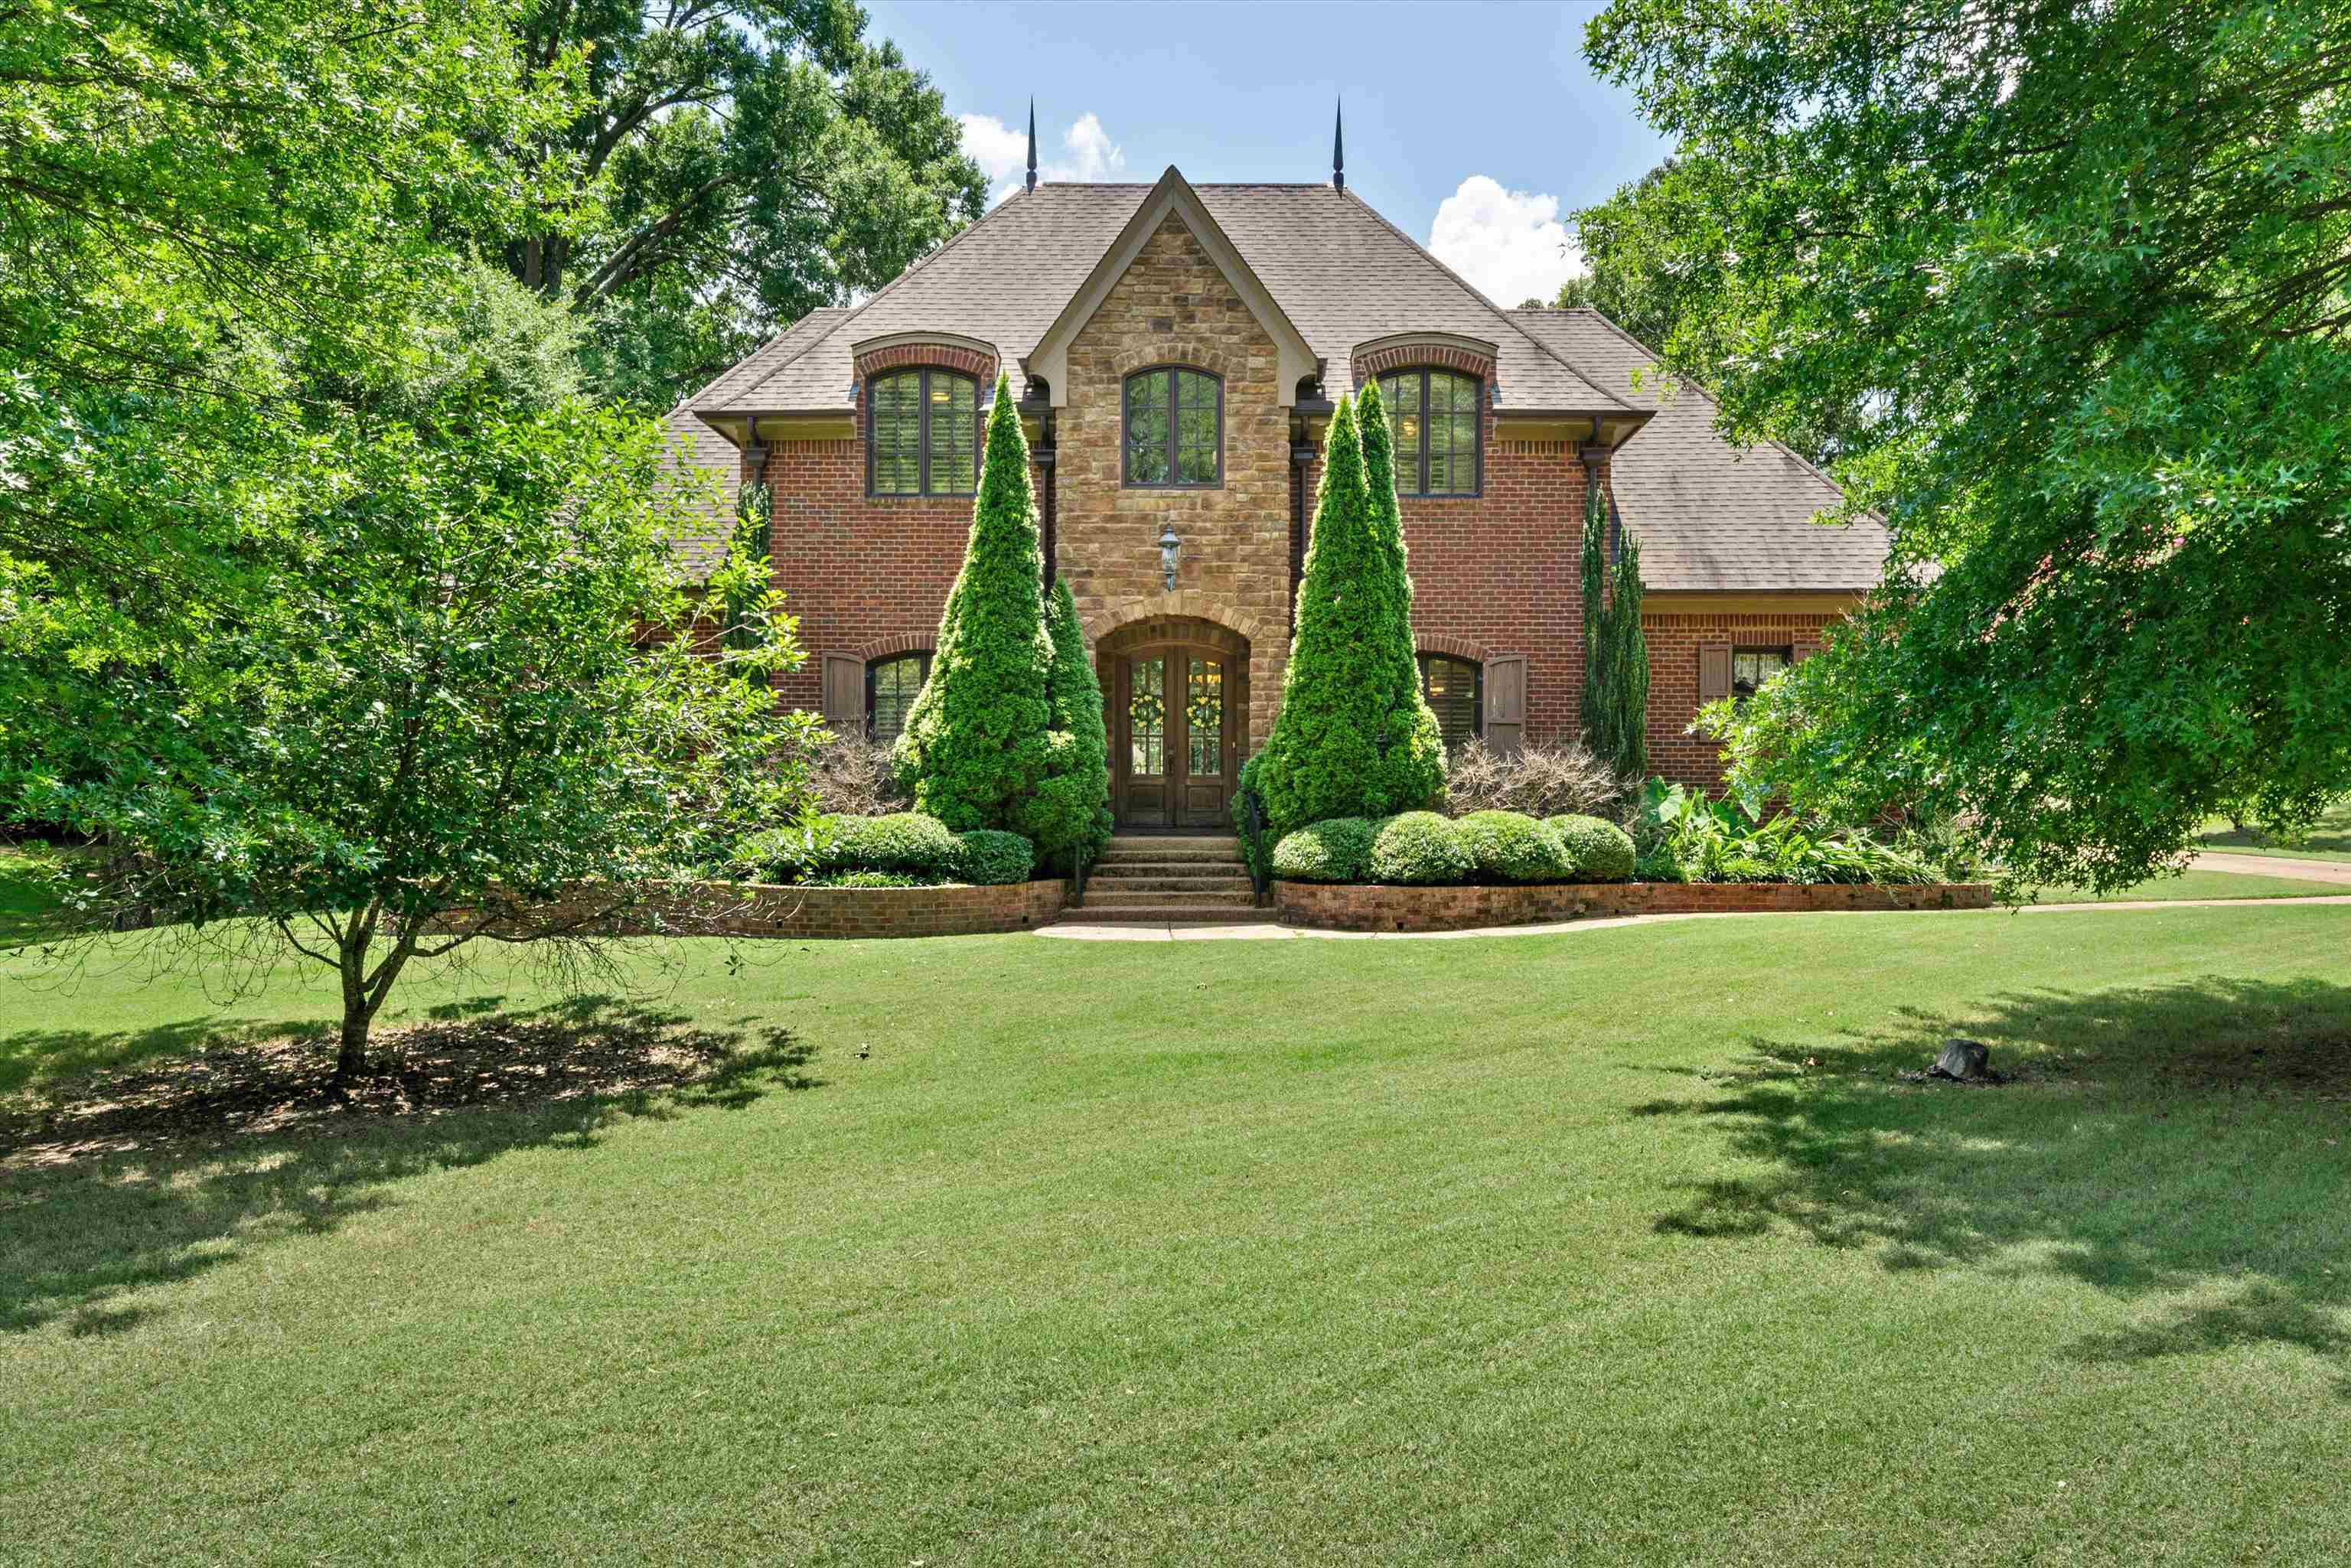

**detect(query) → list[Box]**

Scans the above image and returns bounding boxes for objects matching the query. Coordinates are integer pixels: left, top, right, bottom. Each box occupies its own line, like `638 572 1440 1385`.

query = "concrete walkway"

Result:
1035 892 2351 942
2192 849 2351 885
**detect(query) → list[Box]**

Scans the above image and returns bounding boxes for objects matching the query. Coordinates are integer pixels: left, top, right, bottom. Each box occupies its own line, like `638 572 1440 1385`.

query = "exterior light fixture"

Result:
1158 524 1182 591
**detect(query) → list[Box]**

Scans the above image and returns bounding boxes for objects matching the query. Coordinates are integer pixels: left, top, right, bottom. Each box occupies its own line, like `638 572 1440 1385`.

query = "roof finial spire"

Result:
1332 98 1345 191
1026 98 1039 193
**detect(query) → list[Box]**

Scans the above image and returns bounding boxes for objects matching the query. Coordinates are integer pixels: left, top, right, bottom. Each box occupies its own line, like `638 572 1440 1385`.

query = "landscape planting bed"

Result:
1274 879 1996 933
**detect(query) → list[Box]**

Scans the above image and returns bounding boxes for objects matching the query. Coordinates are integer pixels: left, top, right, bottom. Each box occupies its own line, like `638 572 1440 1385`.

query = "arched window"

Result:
867 369 978 497
1417 654 1482 748
1123 367 1222 487
1379 368 1482 496
867 652 932 742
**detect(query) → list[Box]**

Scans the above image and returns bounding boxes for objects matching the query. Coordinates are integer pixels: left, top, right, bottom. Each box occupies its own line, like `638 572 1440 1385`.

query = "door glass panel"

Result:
1186 658 1222 777
1128 657 1166 776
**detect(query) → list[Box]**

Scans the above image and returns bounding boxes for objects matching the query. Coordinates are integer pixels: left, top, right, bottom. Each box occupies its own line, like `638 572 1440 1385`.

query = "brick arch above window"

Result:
1350 332 1498 386
850 331 999 386
1415 632 1491 664
853 630 934 663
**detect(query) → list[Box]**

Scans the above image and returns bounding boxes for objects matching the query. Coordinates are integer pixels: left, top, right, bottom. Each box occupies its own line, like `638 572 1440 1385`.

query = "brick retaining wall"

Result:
435 879 1068 942
1276 879 1994 933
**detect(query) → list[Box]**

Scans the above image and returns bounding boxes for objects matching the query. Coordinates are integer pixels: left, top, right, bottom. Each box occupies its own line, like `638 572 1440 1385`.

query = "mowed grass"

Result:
2198 798 2351 862
3 896 2349 1566
2040 867 2348 902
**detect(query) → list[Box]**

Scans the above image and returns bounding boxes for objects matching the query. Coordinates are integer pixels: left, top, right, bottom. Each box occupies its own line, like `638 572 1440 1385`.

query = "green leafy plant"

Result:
895 378 1055 830
1017 576 1113 873
1368 812 1475 885
1253 395 1445 836
1456 810 1573 884
802 870 947 889
954 829 1037 887
1578 474 1648 786
813 813 965 879
1270 817 1379 883
1632 780 1939 886
1547 814 1637 883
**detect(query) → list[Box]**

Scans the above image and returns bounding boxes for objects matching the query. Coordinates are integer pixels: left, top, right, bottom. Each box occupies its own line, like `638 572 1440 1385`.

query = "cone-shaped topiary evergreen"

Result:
1018 575 1114 869
1352 375 1449 808
1252 394 1446 836
894 376 1055 829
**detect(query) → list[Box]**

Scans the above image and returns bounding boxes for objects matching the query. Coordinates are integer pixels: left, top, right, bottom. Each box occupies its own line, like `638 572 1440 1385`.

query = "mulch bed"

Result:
0 1012 778 1169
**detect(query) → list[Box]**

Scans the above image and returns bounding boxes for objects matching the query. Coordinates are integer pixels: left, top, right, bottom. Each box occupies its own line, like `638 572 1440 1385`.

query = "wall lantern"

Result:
1158 524 1182 592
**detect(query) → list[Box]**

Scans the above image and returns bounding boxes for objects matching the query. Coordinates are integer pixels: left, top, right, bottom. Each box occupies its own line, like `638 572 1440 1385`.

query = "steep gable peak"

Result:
1024 167 1321 409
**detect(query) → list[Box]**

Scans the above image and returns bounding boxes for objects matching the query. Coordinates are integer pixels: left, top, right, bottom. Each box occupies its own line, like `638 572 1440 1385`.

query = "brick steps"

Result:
1074 835 1263 924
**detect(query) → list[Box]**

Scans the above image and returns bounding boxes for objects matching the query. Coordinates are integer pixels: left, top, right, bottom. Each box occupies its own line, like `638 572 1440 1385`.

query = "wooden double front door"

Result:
1108 640 1243 829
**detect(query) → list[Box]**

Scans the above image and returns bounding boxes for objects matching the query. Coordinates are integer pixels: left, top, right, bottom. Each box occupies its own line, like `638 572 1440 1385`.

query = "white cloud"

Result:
1426 175 1586 307
959 111 1130 207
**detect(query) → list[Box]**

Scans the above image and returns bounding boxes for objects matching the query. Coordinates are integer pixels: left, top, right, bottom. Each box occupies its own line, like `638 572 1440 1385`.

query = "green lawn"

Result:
4 893 2349 1565
2040 867 2348 902
2197 798 2351 862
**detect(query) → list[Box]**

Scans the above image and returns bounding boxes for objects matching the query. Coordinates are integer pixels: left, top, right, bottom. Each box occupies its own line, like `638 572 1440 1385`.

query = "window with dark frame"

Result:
867 652 931 742
1123 367 1222 487
1731 647 1792 705
867 370 978 497
1379 368 1481 496
1417 654 1482 748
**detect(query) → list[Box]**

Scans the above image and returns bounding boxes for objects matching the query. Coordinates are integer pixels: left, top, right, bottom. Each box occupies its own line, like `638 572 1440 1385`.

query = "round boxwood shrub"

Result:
1368 811 1475 885
1456 810 1573 884
1270 817 1378 882
955 828 1036 886
1548 813 1637 882
819 811 964 878
729 823 826 883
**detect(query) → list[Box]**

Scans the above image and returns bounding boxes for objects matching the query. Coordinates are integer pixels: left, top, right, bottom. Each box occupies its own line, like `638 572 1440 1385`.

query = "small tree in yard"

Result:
1019 576 1114 871
1580 471 1648 784
8 396 812 1094
1352 376 1449 810
1253 395 1444 836
894 376 1055 828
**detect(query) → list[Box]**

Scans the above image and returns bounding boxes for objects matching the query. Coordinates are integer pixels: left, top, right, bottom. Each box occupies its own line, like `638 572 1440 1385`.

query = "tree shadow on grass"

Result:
1632 975 2351 1382
0 996 820 1335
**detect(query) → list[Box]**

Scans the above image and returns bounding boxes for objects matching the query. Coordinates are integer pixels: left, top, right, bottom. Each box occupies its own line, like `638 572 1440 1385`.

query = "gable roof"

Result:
1508 308 1890 593
1025 168 1319 407
692 179 1630 419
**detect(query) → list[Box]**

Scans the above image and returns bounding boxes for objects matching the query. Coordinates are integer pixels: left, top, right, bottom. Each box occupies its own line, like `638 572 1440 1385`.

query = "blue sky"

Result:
860 0 1675 306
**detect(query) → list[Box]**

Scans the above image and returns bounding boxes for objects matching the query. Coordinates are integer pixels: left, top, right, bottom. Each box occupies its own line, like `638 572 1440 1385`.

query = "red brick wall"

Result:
437 879 1068 940
1642 609 1841 791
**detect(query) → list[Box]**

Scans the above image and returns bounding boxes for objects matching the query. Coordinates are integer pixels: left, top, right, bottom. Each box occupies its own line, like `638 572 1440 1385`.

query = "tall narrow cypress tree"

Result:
1019 575 1114 869
894 375 1055 829
1254 394 1442 835
1580 468 1608 753
1353 375 1448 806
1578 468 1650 784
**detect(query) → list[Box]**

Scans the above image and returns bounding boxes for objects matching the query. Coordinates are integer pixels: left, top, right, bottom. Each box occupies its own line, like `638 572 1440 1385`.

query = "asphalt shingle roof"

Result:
657 401 741 578
1508 308 1890 592
692 181 1625 416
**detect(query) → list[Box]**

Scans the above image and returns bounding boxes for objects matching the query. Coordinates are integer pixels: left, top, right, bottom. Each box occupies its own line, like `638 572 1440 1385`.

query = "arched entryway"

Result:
1096 616 1250 830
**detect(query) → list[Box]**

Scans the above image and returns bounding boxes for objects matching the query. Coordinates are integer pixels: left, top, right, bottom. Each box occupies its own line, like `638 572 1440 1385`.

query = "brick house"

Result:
667 155 1885 829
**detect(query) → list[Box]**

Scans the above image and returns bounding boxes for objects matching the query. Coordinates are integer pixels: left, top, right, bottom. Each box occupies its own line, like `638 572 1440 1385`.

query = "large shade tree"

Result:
497 0 986 409
1586 0 2351 888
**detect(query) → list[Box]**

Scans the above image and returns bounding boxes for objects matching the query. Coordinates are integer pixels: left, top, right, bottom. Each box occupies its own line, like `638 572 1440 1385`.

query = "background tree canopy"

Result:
1585 0 2351 889
496 0 986 409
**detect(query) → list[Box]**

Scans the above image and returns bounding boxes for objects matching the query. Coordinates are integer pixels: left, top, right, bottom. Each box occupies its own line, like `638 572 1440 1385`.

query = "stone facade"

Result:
1277 879 1994 932
1058 214 1294 747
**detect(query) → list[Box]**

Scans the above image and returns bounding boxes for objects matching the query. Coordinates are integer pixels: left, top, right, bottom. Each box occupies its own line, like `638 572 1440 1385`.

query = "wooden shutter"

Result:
1792 641 1821 665
1482 654 1527 756
1697 643 1733 703
820 653 865 735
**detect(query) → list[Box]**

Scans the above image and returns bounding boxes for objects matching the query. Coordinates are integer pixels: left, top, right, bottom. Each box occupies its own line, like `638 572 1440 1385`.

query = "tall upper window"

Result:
1380 369 1481 496
1123 367 1221 487
1418 654 1482 748
868 369 978 497
868 652 931 742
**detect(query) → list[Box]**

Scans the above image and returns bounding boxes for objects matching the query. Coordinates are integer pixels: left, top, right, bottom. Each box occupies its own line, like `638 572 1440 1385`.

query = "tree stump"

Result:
1931 1038 1992 1081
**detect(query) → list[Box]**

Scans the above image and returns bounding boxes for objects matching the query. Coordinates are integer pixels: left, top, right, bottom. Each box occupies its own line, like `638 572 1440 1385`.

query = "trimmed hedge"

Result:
955 828 1036 886
1270 817 1378 882
1368 811 1475 885
1456 810 1573 884
1549 813 1637 882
